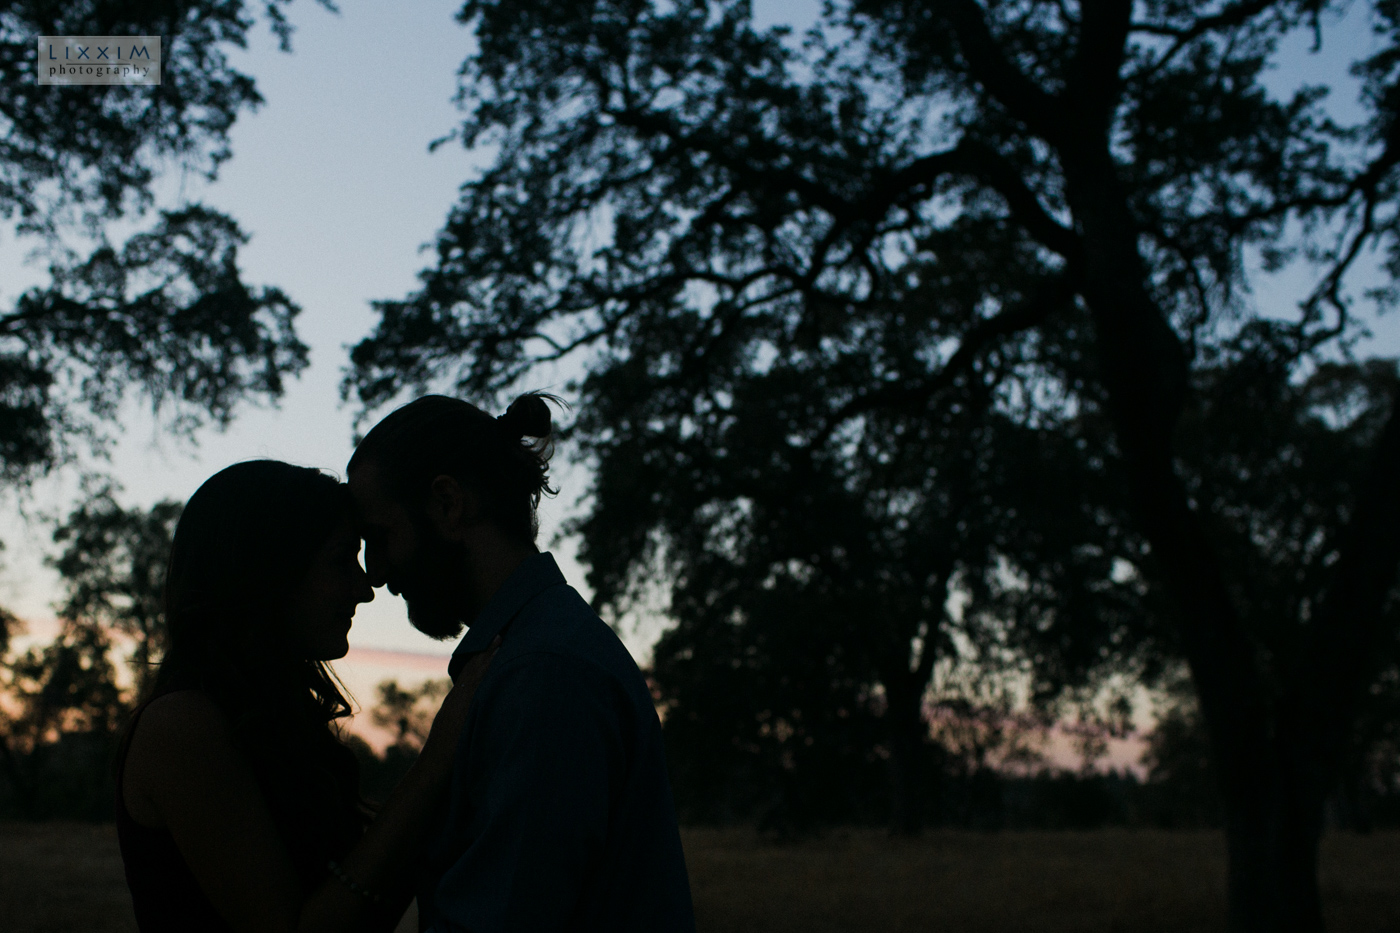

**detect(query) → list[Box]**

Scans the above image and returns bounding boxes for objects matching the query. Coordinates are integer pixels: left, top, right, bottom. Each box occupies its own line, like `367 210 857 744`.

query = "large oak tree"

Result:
346 2 1400 929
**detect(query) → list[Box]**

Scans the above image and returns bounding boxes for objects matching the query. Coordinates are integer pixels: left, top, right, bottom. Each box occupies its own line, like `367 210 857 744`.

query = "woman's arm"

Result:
124 646 496 933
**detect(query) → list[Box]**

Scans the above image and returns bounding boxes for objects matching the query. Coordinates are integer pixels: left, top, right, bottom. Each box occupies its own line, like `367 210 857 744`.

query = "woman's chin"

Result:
309 637 350 662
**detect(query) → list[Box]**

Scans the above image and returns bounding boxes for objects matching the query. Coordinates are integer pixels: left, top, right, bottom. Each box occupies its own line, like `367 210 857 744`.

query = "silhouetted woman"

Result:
114 460 493 932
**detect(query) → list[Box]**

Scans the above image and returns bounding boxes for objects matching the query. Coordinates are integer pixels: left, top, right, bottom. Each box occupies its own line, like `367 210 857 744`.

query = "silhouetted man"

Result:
347 393 695 933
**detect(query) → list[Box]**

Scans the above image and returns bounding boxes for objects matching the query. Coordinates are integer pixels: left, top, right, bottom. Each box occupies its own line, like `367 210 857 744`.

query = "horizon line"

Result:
340 645 454 671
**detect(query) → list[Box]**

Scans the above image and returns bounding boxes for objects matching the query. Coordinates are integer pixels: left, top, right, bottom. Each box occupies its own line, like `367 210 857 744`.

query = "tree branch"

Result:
1071 0 1133 130
1130 0 1279 41
814 275 1075 446
1128 0 1281 83
951 141 1080 259
943 0 1065 139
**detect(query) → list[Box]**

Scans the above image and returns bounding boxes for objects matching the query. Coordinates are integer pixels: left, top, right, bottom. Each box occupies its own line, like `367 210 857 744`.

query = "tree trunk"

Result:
1059 140 1333 930
886 713 927 836
0 734 37 815
878 579 949 837
1222 738 1327 932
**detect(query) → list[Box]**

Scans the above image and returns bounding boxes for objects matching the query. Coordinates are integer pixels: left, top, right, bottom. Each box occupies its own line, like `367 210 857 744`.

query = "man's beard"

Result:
396 521 470 640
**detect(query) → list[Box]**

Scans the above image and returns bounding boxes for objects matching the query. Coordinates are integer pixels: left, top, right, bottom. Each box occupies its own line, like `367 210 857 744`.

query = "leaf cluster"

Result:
0 0 324 482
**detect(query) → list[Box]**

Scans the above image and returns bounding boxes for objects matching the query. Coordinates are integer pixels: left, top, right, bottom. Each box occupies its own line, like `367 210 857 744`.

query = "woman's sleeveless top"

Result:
115 699 234 932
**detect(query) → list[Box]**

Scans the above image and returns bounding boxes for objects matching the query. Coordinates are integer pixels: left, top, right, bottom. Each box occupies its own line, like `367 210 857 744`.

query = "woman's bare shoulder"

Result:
137 689 233 741
125 690 246 825
129 690 240 771
142 688 223 722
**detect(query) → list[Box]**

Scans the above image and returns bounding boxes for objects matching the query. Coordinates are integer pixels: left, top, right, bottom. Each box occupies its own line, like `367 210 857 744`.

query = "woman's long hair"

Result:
146 460 369 888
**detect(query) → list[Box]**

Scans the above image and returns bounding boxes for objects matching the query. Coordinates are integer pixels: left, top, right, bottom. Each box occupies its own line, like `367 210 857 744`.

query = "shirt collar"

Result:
448 551 565 678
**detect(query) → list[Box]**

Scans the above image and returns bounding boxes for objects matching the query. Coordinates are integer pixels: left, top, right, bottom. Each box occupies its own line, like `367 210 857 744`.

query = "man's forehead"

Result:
347 461 408 525
347 463 388 512
348 459 388 494
347 456 378 485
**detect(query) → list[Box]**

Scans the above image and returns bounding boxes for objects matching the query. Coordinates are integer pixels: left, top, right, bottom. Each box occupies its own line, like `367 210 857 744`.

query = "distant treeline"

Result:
4 707 1397 835
652 733 1400 836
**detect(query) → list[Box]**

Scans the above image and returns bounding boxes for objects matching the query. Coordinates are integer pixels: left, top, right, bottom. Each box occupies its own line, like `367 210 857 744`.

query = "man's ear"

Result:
426 474 480 541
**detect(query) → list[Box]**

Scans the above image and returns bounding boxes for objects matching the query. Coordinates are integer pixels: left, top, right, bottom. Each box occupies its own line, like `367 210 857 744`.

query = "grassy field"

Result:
1 823 1397 932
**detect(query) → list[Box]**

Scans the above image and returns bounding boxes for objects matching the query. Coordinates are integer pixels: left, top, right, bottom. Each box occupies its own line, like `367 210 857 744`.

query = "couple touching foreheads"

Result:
114 394 696 933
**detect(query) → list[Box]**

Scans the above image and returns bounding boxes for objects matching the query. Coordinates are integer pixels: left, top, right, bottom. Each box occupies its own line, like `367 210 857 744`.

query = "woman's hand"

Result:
420 635 501 769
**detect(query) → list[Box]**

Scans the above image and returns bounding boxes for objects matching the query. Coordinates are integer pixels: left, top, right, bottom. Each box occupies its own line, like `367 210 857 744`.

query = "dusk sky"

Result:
0 0 1391 756
0 0 559 726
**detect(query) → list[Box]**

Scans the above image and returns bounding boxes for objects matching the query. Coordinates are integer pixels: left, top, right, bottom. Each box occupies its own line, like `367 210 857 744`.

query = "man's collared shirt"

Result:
419 551 696 932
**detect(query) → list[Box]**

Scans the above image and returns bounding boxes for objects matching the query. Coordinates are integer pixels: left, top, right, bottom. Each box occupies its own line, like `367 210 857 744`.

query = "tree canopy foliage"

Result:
0 0 324 482
347 1 1400 928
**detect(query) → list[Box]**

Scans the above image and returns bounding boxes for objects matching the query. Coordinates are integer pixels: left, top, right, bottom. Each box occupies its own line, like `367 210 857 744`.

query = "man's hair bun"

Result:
498 392 559 440
350 392 564 546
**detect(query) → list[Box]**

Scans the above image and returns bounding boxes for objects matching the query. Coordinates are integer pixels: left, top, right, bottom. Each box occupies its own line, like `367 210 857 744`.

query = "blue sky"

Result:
0 0 1394 726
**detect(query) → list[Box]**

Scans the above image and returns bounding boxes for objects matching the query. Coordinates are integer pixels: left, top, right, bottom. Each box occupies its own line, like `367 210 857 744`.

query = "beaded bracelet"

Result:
326 859 386 906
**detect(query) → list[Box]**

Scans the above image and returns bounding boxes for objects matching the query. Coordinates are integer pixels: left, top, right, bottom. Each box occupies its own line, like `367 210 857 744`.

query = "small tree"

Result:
0 489 178 816
369 678 450 753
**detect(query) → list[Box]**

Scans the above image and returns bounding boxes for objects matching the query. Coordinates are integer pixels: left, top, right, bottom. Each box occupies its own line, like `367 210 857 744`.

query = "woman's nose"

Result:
363 543 388 589
354 563 375 604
